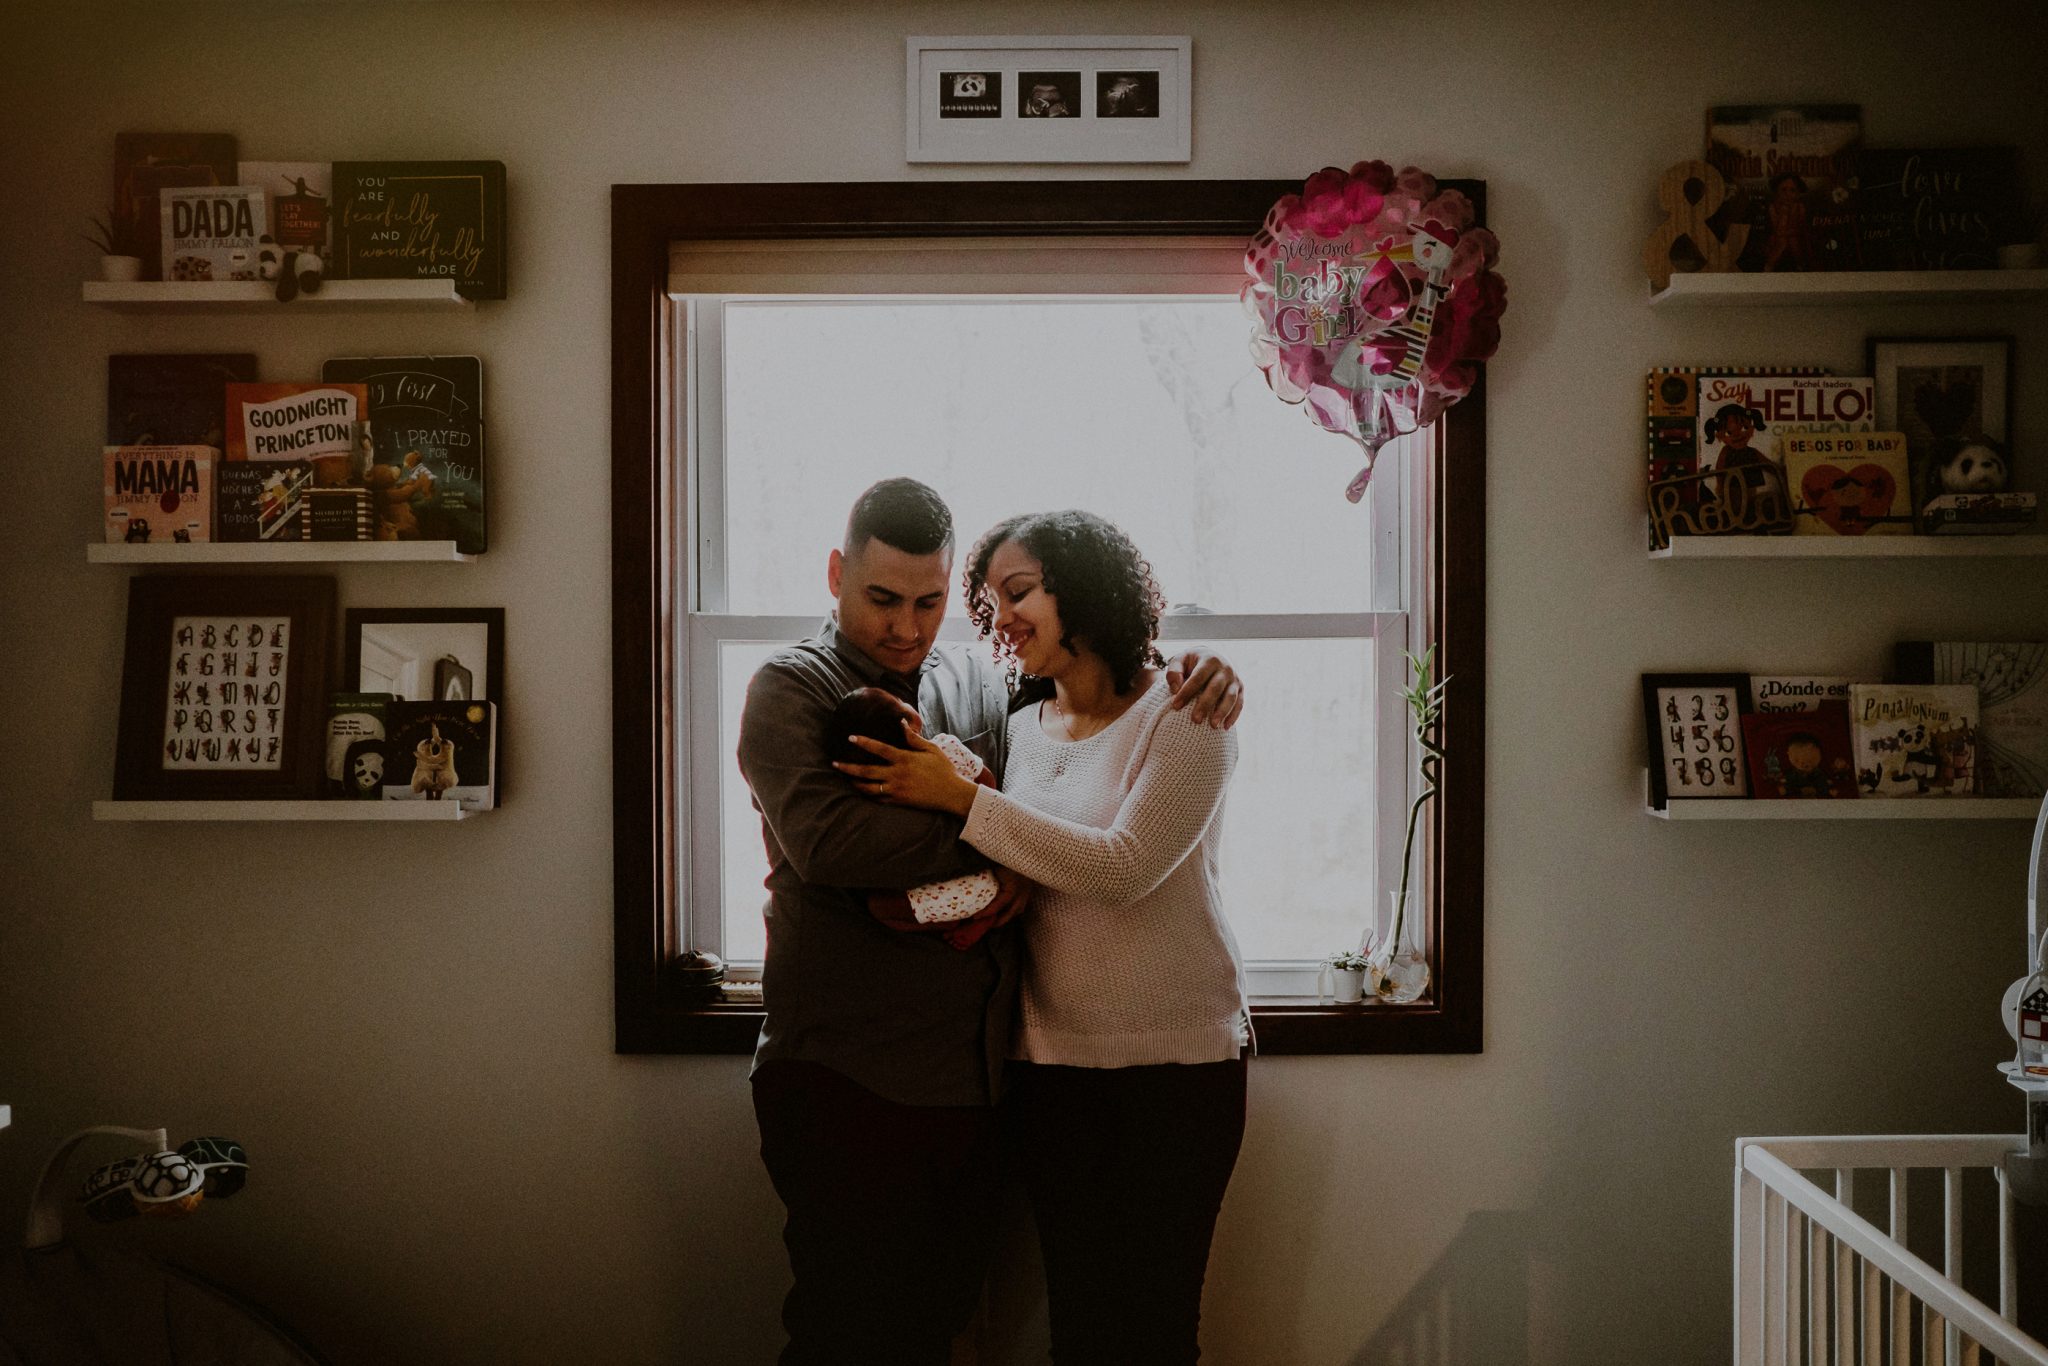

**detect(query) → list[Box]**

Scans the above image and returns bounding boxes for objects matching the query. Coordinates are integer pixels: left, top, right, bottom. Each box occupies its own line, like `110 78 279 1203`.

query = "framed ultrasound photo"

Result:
1642 672 1753 809
906 35 1190 163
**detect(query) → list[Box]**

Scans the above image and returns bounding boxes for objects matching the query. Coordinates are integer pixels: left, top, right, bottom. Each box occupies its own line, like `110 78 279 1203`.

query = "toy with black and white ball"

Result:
1937 437 2011 494
256 234 326 302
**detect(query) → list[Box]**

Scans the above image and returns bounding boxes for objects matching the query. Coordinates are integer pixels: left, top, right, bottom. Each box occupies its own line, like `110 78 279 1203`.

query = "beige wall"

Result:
3 2 2046 1362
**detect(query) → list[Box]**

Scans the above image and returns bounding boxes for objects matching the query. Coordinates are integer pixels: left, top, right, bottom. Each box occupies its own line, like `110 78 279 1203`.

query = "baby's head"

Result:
827 686 923 766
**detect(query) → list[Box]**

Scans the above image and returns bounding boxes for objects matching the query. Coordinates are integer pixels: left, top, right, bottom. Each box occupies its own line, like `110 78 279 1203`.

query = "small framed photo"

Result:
1642 673 1753 809
906 35 1190 163
113 575 335 800
1868 335 2014 512
343 607 503 703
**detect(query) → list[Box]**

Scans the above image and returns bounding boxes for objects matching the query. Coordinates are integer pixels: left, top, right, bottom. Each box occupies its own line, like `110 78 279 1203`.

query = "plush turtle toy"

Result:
255 235 325 303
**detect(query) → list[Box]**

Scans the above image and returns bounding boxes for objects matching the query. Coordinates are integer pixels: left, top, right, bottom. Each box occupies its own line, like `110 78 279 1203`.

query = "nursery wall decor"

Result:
1641 160 1750 289
1869 335 2017 527
1642 672 1752 809
904 36 1190 163
113 575 334 800
1242 161 1506 499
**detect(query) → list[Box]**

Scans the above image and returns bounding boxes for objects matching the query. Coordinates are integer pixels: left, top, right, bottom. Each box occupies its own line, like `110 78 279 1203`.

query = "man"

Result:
736 478 1242 1365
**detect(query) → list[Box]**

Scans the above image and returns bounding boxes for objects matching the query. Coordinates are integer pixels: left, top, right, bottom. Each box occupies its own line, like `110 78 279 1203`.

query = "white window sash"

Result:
685 611 1404 993
671 284 1428 997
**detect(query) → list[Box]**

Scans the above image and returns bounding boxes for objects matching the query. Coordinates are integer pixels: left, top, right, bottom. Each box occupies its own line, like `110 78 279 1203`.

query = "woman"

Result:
836 509 1247 1364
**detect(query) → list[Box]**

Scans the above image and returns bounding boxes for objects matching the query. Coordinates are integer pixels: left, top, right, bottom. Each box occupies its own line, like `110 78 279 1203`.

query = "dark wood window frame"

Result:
612 179 1485 1056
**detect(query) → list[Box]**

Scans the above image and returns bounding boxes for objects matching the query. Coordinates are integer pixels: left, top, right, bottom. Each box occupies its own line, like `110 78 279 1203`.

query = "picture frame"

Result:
1642 672 1754 809
343 607 504 705
1868 335 2014 517
113 575 334 800
345 606 504 798
905 35 1190 164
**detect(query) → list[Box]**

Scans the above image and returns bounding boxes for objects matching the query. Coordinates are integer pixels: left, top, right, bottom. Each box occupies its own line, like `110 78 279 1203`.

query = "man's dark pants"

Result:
752 1059 1001 1366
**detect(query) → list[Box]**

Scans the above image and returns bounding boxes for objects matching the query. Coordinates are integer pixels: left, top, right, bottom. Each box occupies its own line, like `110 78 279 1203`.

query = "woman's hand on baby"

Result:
834 729 979 817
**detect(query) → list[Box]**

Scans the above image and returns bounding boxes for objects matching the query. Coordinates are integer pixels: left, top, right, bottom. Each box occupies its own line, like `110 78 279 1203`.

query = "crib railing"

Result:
1735 1136 2047 1366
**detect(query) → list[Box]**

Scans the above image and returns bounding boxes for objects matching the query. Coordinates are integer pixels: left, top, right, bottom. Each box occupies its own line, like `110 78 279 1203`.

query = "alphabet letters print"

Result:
163 616 290 769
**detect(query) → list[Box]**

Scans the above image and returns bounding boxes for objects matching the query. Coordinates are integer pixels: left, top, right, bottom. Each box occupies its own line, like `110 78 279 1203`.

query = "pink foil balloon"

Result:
1244 161 1506 500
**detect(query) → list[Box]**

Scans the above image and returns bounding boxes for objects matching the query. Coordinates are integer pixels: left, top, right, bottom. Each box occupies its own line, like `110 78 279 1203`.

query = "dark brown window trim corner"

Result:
611 180 1486 1057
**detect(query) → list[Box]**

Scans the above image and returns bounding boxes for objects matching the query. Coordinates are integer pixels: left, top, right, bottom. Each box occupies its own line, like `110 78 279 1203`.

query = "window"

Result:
613 183 1483 1054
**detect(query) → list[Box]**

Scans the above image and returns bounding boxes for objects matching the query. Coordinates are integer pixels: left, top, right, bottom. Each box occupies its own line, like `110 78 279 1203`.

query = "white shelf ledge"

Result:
94 800 473 822
1646 780 2043 822
1648 268 2048 307
88 541 472 564
82 279 470 311
1999 1062 2048 1095
1650 535 2048 560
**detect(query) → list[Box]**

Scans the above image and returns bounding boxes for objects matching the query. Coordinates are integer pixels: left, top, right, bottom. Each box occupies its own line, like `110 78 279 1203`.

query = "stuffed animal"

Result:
255 234 326 303
365 451 434 540
1937 437 2010 494
411 724 457 799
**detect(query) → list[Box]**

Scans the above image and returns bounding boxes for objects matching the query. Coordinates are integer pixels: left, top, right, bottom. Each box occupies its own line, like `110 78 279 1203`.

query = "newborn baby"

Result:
828 686 1004 950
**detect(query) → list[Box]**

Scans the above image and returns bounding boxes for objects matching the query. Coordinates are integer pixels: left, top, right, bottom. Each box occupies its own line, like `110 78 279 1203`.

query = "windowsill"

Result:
617 996 1480 1057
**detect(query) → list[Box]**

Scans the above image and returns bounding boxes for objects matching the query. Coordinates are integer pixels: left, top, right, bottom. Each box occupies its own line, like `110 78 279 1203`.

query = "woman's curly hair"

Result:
963 510 1166 707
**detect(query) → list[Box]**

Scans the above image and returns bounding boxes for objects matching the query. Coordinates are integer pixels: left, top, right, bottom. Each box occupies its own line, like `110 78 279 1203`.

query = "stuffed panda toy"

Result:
1937 437 2010 494
255 234 326 303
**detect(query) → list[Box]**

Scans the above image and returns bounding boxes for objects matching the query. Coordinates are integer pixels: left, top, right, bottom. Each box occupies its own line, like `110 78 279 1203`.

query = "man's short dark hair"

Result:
844 478 953 558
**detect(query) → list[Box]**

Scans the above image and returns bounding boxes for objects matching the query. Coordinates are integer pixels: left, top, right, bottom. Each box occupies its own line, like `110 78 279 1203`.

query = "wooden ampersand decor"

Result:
1642 160 1750 290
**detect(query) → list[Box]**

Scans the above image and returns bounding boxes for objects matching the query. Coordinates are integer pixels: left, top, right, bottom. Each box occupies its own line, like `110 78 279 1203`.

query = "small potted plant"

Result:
1320 949 1371 1004
84 212 142 282
1367 646 1448 1003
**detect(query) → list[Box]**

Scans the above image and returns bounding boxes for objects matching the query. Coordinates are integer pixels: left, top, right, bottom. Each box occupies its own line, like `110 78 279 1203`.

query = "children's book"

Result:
215 461 311 541
104 445 214 544
1894 642 2048 798
1920 492 2038 535
383 700 497 809
1850 683 1979 797
331 161 507 299
321 356 485 553
1646 367 1830 545
107 354 256 448
1741 702 1859 798
1748 676 1856 714
237 161 331 269
1695 374 1875 478
223 383 367 478
1782 431 1912 536
305 488 373 541
1704 105 1862 272
326 692 393 799
160 185 266 282
113 133 236 278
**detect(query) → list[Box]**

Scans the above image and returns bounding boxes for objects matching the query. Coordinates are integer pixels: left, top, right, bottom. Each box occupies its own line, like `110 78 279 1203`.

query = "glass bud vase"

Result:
1370 889 1430 1004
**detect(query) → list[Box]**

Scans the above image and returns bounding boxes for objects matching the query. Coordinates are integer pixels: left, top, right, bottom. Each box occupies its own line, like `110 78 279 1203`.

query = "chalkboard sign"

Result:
332 161 506 299
1854 147 2021 270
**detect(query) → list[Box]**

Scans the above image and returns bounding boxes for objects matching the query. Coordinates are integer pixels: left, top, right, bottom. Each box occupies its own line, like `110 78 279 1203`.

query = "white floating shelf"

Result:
1649 268 2048 307
82 279 470 311
1999 1062 2048 1095
94 800 472 822
1651 535 2048 560
1645 775 2043 821
88 541 471 564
